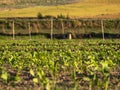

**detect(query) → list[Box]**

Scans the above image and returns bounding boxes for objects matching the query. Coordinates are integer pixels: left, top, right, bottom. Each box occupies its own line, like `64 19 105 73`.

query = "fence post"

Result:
101 20 105 40
68 33 72 40
28 22 31 40
12 20 15 40
51 18 53 40
2 24 5 33
61 19 65 34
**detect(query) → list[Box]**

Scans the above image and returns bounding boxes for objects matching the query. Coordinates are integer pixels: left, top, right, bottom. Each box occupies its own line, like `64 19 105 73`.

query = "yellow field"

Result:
0 2 120 18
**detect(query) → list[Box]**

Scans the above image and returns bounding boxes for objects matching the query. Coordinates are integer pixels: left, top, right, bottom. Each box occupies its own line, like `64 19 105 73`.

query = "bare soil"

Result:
0 64 120 90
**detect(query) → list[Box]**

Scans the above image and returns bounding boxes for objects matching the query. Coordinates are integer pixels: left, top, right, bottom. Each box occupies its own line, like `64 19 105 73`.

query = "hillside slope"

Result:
0 0 81 6
0 0 120 6
0 0 120 8
0 0 120 18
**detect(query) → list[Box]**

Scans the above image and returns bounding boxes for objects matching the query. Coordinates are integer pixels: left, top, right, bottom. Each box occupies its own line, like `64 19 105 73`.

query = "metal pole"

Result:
28 22 31 40
51 18 53 40
12 20 15 40
101 20 105 40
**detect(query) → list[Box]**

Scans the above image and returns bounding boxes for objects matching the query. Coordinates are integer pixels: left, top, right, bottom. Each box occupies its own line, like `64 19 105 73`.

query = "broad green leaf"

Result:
1 72 8 81
33 78 38 83
30 69 35 76
15 76 21 82
83 77 90 81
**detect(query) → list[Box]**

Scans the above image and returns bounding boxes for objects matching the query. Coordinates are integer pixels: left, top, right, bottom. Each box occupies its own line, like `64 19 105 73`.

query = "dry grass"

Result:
0 2 120 18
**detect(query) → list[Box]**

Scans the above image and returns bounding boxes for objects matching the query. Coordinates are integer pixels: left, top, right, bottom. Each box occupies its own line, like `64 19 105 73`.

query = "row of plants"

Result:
0 39 119 89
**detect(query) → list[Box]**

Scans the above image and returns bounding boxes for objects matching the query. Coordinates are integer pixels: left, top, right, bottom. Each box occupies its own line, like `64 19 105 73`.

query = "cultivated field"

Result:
0 39 119 90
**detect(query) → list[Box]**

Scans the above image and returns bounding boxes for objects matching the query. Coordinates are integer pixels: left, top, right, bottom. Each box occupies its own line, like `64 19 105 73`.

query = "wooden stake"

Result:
2 24 5 33
28 22 31 40
12 20 15 40
101 20 105 40
61 19 65 34
51 18 53 40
